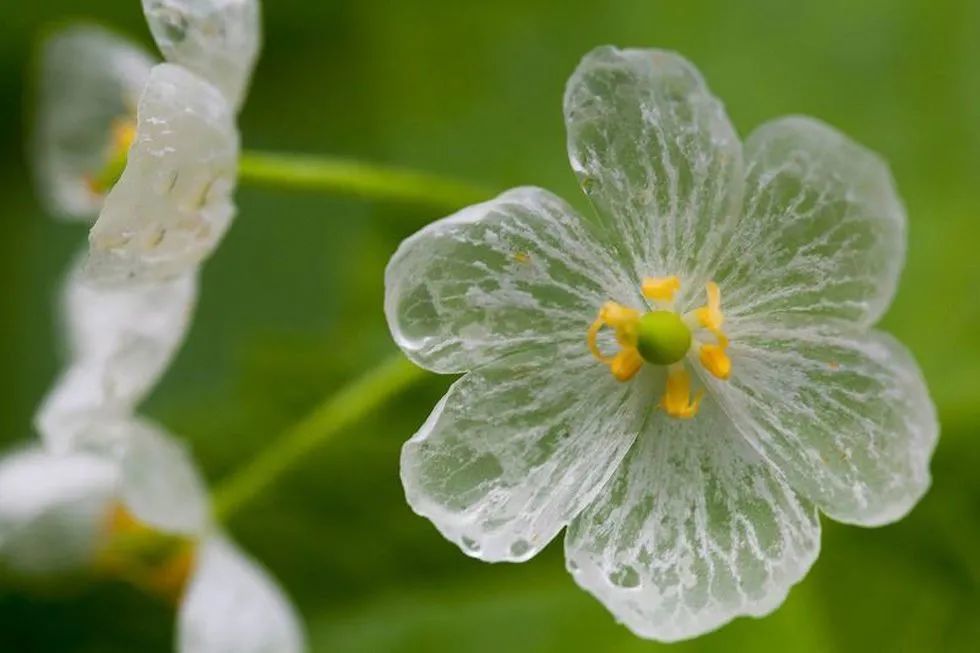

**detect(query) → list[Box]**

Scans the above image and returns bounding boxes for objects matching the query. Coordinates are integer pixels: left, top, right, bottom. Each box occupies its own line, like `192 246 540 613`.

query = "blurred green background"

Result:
1 0 979 651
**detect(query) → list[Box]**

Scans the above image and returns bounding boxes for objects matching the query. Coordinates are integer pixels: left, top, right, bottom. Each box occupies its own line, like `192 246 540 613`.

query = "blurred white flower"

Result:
36 256 197 453
34 0 260 285
86 62 241 284
33 25 154 219
0 421 305 653
142 0 262 110
385 46 939 641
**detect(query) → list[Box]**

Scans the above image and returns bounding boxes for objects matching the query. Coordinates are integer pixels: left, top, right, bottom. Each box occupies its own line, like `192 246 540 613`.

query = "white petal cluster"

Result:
385 46 939 641
0 423 304 653
33 26 154 220
18 2 306 651
34 0 260 285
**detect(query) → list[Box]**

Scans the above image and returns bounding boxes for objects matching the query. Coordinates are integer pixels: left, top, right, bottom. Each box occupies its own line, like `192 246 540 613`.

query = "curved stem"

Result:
238 151 494 209
212 354 427 522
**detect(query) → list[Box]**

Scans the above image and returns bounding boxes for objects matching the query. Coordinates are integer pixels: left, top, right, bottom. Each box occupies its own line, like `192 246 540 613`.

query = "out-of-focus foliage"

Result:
1 0 978 651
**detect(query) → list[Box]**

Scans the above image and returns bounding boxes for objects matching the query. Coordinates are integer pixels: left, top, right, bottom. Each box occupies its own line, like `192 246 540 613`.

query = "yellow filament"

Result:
660 365 703 419
642 276 681 303
694 281 724 335
587 301 643 381
610 347 644 382
699 343 731 380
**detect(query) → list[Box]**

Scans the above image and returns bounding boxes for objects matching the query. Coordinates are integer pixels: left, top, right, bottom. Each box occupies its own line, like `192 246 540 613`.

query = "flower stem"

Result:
238 151 493 209
211 354 427 523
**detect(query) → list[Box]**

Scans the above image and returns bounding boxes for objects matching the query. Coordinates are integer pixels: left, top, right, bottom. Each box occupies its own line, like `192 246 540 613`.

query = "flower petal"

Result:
87 63 240 285
564 46 744 287
715 320 938 526
36 256 197 453
386 187 634 374
33 25 154 219
116 419 210 535
401 345 650 562
0 447 117 574
178 536 305 653
565 399 821 642
719 117 906 326
142 0 261 110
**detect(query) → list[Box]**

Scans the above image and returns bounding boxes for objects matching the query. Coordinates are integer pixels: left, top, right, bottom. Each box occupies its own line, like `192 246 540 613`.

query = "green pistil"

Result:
636 310 691 365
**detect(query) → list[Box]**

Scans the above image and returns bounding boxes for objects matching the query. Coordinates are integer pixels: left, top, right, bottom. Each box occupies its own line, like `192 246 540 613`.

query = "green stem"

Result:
212 354 427 522
238 151 493 209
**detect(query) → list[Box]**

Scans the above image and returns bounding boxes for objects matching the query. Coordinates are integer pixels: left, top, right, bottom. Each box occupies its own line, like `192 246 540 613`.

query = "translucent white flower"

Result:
33 25 154 219
0 421 305 653
86 62 241 284
142 0 262 110
385 46 939 641
34 1 260 285
35 255 197 454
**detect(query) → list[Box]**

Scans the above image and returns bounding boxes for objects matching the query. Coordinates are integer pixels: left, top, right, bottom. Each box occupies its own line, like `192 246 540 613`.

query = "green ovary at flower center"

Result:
636 310 691 365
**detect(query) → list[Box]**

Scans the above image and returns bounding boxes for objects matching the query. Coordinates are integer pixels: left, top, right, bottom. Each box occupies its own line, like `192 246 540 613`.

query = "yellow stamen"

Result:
699 343 732 380
642 276 681 303
587 301 642 381
610 347 644 382
694 281 724 335
660 365 703 419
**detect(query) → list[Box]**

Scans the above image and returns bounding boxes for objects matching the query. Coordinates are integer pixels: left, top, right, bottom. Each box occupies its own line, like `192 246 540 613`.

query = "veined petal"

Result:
87 63 240 285
385 187 635 374
142 0 261 110
714 320 938 526
564 46 743 289
719 117 906 326
33 25 154 219
0 447 118 574
178 536 305 653
401 346 649 562
565 400 821 642
36 256 197 453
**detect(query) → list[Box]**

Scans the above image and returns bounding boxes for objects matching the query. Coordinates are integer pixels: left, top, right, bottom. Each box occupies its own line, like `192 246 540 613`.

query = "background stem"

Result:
238 151 494 209
211 354 427 522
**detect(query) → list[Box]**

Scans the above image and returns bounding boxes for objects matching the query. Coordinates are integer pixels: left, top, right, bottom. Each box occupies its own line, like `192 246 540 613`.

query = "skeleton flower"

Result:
0 420 305 653
384 47 938 641
34 0 260 285
33 26 154 219
35 255 197 453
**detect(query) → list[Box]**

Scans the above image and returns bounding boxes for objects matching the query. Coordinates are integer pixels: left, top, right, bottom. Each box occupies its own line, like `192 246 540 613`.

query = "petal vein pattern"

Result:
717 117 906 326
564 46 744 291
565 399 820 641
712 320 938 526
385 187 636 374
401 347 650 561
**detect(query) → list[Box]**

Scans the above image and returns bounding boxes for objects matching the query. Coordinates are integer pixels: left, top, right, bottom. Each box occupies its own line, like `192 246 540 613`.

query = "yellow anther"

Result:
610 347 644 382
694 281 724 334
588 301 643 381
660 365 703 419
642 276 681 303
699 343 732 380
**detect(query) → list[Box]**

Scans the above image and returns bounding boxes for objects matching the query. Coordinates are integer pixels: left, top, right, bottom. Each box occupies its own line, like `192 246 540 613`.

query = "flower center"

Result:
95 503 197 603
85 118 137 197
586 276 732 419
636 311 691 365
